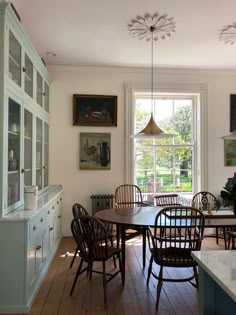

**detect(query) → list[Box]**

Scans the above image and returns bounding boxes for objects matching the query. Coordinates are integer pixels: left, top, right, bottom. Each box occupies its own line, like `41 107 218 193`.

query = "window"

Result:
125 83 208 201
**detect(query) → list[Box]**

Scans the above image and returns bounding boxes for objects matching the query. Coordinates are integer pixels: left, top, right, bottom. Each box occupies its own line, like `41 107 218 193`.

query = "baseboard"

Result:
62 224 72 237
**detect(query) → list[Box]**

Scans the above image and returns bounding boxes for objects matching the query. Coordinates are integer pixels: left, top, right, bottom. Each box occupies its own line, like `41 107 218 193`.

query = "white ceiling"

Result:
10 0 236 69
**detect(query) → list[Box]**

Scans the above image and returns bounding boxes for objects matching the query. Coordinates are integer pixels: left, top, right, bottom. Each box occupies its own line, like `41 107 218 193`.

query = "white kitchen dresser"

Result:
0 185 63 314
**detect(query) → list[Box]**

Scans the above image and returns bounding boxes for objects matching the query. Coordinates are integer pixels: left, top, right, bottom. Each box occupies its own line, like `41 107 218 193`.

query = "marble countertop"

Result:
0 185 63 221
192 250 236 302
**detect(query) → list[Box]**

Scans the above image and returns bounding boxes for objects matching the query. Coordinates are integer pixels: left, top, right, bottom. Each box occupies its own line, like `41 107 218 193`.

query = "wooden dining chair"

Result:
154 193 181 207
114 184 148 268
192 191 224 245
226 229 236 249
147 206 205 310
70 215 124 308
70 203 115 269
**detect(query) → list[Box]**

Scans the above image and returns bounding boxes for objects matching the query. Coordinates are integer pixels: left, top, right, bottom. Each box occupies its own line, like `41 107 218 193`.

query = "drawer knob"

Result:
36 245 41 250
33 225 37 231
57 201 59 204
47 210 50 214
58 215 61 218
40 217 44 222
49 227 53 231
52 206 55 209
60 198 62 201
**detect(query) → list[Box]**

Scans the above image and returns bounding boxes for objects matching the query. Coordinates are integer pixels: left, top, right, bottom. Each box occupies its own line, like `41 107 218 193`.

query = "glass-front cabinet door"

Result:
36 72 43 107
36 117 43 190
23 109 33 186
44 82 49 113
9 30 21 87
43 122 49 188
8 98 21 207
24 54 33 98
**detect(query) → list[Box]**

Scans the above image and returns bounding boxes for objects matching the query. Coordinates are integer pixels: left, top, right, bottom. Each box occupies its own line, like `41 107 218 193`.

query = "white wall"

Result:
48 65 236 235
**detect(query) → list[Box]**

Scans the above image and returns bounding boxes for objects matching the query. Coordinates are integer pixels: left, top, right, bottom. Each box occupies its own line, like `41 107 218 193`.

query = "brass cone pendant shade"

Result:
129 13 176 138
137 113 175 138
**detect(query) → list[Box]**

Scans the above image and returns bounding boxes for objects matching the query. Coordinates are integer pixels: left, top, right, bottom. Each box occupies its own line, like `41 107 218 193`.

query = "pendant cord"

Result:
151 27 154 116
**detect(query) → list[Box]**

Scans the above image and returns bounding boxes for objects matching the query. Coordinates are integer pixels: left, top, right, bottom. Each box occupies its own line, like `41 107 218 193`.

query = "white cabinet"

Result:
0 2 51 216
28 209 46 293
0 187 63 314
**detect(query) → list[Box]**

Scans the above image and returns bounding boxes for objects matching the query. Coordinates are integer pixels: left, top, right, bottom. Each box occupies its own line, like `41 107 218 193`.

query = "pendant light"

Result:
129 13 176 138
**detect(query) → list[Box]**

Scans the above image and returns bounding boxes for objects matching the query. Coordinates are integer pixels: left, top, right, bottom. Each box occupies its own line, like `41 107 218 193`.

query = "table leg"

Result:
143 227 146 269
121 225 126 284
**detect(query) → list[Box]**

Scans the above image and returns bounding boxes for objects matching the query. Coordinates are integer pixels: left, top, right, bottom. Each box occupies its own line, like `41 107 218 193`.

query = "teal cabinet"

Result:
0 2 51 216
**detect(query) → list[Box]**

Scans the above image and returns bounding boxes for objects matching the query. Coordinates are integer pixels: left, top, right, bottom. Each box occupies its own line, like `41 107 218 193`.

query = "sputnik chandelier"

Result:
129 13 176 138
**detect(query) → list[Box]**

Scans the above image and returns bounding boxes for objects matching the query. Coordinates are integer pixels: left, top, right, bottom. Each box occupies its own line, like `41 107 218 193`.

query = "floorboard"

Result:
10 235 225 315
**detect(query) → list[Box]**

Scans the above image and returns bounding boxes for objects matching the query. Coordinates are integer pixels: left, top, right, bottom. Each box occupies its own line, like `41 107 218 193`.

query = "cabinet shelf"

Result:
24 72 32 82
24 135 32 140
9 53 20 69
8 170 18 175
8 130 19 136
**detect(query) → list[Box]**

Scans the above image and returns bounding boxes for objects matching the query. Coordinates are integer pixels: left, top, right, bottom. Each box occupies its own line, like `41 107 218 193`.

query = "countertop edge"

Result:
0 185 63 221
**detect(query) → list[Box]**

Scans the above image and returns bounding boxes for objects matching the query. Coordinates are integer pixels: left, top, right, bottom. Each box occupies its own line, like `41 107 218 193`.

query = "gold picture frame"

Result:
224 139 236 166
80 132 111 170
73 94 117 126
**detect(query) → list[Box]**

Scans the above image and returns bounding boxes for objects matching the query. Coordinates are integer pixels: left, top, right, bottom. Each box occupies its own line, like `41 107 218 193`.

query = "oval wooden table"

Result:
96 206 236 283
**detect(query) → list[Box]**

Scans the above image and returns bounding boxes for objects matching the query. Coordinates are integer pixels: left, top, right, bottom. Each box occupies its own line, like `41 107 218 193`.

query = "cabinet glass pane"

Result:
24 110 33 186
44 82 49 112
36 118 43 190
8 98 21 206
44 122 49 187
24 54 33 97
9 31 21 87
36 72 43 106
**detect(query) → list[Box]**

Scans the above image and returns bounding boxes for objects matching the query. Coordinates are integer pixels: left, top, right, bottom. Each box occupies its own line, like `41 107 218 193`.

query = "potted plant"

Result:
220 173 236 215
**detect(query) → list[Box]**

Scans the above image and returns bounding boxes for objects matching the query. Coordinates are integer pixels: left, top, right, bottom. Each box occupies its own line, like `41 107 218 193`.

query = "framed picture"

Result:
73 94 117 126
230 94 236 132
80 132 111 170
224 139 236 166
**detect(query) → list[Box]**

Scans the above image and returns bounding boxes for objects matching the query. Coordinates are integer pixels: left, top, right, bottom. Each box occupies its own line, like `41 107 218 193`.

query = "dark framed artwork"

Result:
230 94 236 132
80 132 111 170
73 94 117 126
224 139 236 166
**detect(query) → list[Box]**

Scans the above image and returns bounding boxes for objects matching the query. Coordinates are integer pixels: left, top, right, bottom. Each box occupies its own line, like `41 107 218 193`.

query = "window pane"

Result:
135 94 194 194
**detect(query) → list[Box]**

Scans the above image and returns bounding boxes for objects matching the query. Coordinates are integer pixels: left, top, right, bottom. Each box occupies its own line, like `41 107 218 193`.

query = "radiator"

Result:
91 194 114 215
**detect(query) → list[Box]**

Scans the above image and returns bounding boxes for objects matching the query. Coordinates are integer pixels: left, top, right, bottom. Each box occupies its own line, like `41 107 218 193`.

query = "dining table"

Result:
95 206 236 283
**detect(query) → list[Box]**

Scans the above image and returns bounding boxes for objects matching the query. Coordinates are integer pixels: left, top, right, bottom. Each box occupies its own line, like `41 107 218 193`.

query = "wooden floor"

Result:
8 235 225 315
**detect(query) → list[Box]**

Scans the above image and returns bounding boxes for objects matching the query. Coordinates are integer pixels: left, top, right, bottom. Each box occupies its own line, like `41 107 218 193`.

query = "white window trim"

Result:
125 82 208 194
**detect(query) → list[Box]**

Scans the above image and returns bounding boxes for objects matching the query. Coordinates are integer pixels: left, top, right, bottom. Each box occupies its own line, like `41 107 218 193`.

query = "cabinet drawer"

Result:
29 211 45 239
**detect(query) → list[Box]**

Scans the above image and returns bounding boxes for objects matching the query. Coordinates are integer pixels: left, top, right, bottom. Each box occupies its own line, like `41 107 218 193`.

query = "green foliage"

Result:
220 173 236 206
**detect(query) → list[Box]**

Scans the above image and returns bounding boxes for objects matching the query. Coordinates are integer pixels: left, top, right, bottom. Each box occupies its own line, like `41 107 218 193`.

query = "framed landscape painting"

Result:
73 94 117 126
80 132 111 170
224 139 236 166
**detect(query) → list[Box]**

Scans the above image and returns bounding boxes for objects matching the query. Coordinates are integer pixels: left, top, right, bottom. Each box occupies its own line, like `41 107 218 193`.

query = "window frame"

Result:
125 82 208 195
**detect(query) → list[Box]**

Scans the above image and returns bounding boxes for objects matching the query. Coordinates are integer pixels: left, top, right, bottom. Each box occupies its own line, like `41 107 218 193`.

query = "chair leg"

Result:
70 245 79 269
216 227 219 244
110 236 117 268
147 255 153 287
193 266 199 288
223 228 227 249
156 266 163 310
70 258 84 296
118 252 124 286
102 261 107 308
142 227 146 269
89 261 93 280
